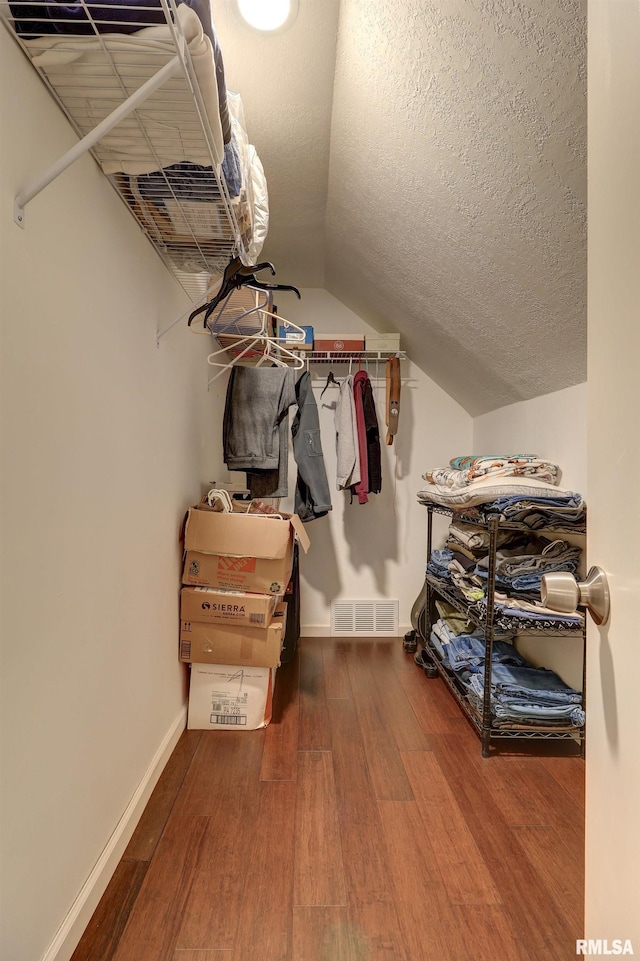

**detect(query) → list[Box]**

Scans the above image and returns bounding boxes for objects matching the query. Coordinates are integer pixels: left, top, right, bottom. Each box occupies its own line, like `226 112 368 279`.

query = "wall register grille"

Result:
330 600 399 637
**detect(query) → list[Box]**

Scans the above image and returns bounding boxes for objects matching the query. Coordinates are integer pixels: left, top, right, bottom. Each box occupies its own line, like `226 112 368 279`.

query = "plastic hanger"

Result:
190 288 271 337
187 250 302 328
206 309 306 387
203 277 300 326
187 257 277 327
320 370 341 396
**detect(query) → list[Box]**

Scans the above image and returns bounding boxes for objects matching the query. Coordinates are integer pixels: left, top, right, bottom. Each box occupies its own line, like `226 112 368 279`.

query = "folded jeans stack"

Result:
474 535 582 600
461 662 585 728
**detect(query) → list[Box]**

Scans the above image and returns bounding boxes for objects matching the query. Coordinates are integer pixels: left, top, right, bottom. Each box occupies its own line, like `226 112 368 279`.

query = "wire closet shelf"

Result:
291 350 408 364
4 0 248 301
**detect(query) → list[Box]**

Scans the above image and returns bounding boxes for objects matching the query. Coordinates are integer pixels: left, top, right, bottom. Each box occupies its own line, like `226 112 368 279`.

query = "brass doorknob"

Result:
540 567 610 626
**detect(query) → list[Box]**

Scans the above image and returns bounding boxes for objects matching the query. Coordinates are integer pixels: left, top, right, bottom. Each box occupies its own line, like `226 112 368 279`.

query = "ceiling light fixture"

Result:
236 0 298 33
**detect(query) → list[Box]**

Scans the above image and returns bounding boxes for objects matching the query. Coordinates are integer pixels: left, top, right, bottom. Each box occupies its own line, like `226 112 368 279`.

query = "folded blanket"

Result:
424 456 561 489
26 5 224 174
450 454 540 470
10 0 232 145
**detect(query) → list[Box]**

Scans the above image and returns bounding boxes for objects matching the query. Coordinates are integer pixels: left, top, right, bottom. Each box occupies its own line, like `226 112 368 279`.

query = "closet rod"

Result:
14 47 184 228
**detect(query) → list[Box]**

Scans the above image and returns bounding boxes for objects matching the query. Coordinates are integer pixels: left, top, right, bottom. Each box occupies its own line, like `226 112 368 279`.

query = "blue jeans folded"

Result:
468 662 581 698
493 700 585 727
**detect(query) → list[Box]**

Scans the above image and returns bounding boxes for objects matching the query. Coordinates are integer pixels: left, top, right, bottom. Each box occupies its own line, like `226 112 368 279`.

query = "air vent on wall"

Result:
330 600 399 637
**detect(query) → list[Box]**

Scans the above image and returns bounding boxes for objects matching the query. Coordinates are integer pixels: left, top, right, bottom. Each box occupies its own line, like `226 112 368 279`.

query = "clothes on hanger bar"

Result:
291 372 333 522
350 369 382 504
334 374 361 491
222 366 296 497
352 373 369 504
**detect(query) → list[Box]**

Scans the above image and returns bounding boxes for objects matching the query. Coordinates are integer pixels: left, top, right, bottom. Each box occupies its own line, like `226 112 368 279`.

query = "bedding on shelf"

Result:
115 92 267 273
14 4 225 172
5 0 269 277
425 455 562 489
8 0 232 143
417 464 586 529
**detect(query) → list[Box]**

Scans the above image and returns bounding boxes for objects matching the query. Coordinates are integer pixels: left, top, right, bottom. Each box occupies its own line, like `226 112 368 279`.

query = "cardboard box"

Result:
182 507 310 595
365 333 401 351
180 586 279 627
278 325 314 349
315 335 365 352
180 603 287 668
187 663 276 730
214 334 267 362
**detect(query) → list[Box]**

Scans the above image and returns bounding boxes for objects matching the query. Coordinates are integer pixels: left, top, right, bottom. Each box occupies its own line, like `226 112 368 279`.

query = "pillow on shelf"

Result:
417 474 581 508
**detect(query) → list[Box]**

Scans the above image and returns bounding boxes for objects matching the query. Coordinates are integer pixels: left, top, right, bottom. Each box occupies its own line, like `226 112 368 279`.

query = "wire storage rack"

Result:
416 503 586 757
3 0 250 300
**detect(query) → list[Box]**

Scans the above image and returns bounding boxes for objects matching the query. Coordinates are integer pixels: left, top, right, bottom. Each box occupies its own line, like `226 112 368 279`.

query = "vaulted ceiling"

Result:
213 0 587 416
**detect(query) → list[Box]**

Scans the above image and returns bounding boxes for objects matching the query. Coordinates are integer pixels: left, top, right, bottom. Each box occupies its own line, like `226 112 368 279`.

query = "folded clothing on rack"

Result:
473 535 582 597
462 663 585 728
417 468 586 529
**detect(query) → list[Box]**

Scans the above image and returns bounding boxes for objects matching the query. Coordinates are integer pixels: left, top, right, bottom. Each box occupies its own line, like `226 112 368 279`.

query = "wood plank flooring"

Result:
71 637 585 961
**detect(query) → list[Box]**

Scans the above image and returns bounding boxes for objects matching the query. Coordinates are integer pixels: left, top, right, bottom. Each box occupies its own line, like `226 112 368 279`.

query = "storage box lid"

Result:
184 506 309 558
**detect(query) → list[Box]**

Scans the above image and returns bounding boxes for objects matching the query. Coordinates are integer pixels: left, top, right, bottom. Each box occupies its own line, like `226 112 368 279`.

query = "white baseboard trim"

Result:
301 623 412 638
41 703 188 961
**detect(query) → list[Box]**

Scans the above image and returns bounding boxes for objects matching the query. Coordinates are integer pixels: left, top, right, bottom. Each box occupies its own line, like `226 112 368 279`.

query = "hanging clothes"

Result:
334 374 361 490
291 371 333 522
222 366 296 497
351 369 382 504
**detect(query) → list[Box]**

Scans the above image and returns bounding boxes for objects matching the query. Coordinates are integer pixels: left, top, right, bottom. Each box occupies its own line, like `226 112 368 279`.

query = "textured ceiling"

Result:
214 0 587 416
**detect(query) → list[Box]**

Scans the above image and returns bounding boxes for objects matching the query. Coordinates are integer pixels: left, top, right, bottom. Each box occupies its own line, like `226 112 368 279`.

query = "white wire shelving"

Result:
3 0 248 301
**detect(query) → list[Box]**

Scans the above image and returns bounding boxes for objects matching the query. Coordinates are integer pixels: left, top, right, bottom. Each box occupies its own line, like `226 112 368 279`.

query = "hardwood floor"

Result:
71 638 585 961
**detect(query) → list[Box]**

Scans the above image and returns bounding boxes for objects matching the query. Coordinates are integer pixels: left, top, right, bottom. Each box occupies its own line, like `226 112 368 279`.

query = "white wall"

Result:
249 289 473 634
474 383 587 495
0 30 226 961
473 383 587 689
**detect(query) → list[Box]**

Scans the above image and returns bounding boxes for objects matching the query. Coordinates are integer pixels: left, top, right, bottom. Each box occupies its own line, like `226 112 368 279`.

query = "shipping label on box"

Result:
180 603 287 668
180 586 278 626
187 663 275 730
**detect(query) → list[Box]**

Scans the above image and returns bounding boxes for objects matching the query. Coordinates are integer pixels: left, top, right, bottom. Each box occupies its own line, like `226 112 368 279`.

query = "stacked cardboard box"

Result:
180 503 310 730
